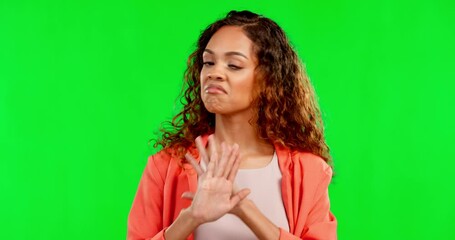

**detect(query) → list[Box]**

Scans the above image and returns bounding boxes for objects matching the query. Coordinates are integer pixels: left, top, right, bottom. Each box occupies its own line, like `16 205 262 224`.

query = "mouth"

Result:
204 84 227 94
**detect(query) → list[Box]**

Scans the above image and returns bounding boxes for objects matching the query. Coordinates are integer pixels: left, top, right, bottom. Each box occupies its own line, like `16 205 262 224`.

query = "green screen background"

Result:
1 0 454 239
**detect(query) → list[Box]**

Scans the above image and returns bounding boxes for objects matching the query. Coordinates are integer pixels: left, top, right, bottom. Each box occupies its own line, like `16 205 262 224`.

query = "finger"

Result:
181 191 195 200
215 142 229 177
195 136 209 167
185 153 204 176
222 143 237 178
208 134 218 168
206 149 217 178
227 145 241 182
230 188 251 207
200 159 207 173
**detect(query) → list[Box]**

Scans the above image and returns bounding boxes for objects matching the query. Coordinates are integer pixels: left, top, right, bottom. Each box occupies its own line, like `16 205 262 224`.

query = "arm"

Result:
128 136 250 240
127 154 168 240
233 199 281 240
233 198 304 240
301 167 337 239
167 136 250 239
232 163 336 240
163 208 202 240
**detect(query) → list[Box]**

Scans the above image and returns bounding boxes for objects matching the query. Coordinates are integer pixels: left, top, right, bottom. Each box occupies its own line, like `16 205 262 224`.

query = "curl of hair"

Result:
151 10 333 170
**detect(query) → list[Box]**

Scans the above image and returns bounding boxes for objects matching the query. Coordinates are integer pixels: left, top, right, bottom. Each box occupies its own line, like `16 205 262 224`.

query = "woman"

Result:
128 10 337 240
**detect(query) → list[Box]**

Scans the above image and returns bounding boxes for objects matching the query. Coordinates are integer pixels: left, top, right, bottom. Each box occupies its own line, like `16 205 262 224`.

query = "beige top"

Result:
194 151 289 239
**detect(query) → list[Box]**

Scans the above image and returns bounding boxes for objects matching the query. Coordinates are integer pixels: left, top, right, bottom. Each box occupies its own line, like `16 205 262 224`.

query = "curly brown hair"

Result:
151 10 333 169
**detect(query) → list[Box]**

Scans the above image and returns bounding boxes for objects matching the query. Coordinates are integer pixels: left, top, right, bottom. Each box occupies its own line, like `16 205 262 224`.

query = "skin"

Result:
200 25 275 169
164 26 280 240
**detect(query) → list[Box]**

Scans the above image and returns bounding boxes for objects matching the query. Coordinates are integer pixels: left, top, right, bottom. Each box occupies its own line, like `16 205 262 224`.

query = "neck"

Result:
211 112 274 156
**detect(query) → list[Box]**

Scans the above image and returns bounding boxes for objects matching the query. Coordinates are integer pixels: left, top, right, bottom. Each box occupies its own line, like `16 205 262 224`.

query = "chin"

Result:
203 98 224 113
203 100 252 115
204 105 225 114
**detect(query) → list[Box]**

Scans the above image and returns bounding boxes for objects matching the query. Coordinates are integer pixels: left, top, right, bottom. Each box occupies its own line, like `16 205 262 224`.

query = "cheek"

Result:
233 74 256 100
244 72 256 93
199 70 206 85
199 72 207 96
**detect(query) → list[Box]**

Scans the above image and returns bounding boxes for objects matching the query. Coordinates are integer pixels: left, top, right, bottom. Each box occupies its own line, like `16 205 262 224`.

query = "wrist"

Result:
183 206 205 227
234 199 254 219
164 207 204 240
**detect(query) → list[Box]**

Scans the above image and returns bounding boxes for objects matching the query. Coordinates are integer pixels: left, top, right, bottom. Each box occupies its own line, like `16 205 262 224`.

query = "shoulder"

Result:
148 148 174 163
289 150 333 181
285 151 334 204
145 148 181 182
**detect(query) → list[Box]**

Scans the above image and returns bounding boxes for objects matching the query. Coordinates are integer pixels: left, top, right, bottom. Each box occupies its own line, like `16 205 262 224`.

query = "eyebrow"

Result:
204 49 249 60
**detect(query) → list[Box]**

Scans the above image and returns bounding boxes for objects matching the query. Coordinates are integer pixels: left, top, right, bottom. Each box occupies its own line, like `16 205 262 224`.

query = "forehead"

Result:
205 26 254 58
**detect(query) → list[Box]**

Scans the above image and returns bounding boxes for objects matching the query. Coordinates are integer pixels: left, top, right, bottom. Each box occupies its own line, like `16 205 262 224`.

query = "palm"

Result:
183 135 250 224
191 176 234 221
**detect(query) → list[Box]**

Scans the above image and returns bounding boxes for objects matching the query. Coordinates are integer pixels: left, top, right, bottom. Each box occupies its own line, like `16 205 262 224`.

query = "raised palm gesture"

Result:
183 135 250 223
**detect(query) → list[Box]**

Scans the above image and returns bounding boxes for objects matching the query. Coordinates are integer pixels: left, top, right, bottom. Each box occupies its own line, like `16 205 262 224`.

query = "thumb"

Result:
230 188 251 206
181 191 195 200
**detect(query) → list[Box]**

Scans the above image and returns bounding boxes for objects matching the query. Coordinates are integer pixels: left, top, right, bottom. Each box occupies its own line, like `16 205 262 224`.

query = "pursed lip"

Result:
204 83 227 93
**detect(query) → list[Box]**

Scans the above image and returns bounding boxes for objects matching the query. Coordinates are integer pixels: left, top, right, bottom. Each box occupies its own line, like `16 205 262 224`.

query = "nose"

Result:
206 65 225 81
207 72 223 80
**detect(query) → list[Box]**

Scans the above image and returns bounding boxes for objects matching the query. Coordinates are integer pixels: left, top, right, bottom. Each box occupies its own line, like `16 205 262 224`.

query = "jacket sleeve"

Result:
127 154 169 240
302 165 337 240
279 163 337 240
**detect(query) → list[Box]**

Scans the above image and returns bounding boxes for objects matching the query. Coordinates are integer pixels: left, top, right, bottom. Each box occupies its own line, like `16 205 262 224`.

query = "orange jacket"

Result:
127 134 337 239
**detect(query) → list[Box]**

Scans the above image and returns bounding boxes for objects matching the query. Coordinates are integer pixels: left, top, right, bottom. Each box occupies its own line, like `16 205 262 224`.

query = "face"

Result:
200 26 258 116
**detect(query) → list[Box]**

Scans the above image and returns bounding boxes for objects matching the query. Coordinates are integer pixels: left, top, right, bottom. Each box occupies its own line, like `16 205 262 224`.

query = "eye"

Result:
203 61 214 66
228 64 241 70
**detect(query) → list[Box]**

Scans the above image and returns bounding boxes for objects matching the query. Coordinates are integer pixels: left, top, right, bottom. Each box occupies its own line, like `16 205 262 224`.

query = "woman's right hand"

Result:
183 135 251 224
